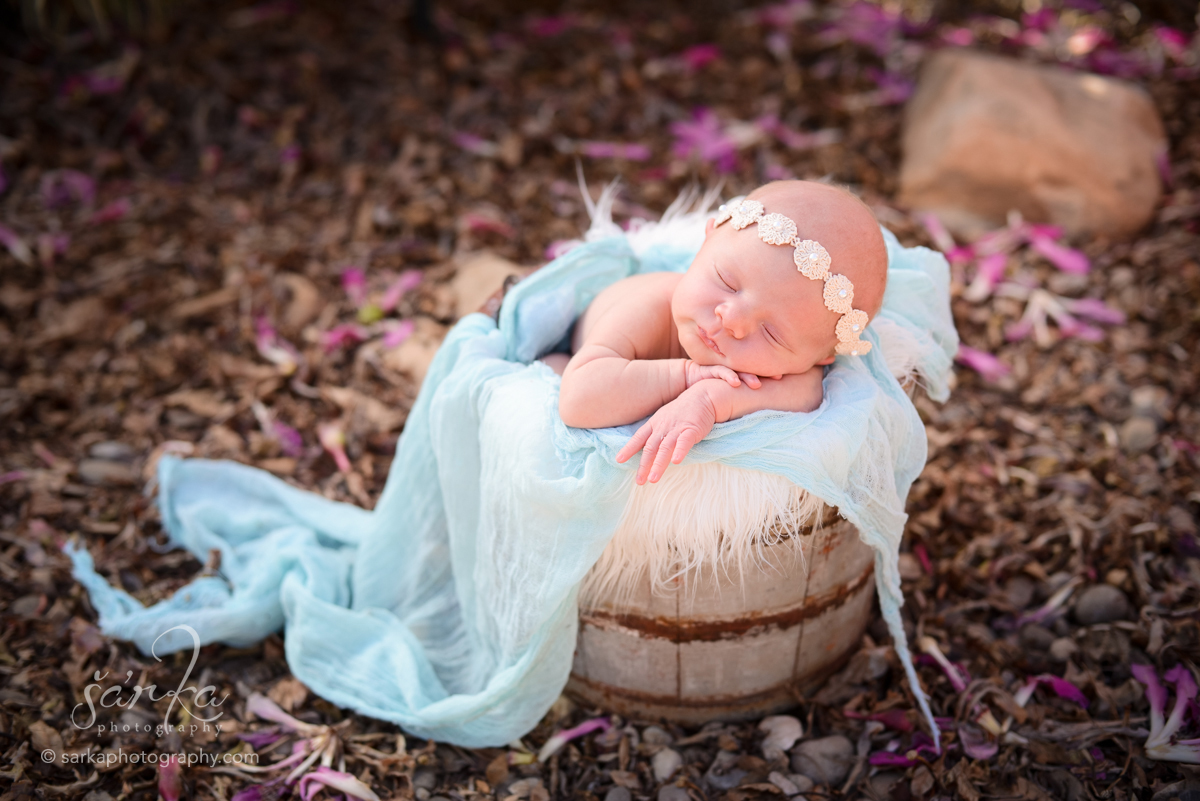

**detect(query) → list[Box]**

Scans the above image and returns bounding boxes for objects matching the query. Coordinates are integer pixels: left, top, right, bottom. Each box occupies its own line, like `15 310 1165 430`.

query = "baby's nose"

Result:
716 302 748 339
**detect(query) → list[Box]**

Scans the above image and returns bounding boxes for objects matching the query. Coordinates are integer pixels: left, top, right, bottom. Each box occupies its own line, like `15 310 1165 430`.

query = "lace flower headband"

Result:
713 197 871 357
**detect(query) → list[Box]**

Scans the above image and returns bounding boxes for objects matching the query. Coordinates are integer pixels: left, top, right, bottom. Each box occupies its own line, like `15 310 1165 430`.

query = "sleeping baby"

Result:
542 180 888 486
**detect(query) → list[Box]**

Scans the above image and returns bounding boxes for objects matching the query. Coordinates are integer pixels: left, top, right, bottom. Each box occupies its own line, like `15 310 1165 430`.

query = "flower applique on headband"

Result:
714 197 871 356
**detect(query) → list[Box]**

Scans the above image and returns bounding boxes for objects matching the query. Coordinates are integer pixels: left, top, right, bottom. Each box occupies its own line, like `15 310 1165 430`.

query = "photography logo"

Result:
70 623 229 736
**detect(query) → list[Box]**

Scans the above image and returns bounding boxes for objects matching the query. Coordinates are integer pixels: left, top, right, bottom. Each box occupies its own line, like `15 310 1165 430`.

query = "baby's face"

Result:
671 181 888 378
671 219 838 377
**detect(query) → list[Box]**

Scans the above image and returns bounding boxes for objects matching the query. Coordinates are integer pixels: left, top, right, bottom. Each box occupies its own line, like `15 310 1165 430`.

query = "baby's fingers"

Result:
635 431 664 485
714 365 741 387
647 431 680 484
616 422 652 464
672 429 701 464
737 372 762 389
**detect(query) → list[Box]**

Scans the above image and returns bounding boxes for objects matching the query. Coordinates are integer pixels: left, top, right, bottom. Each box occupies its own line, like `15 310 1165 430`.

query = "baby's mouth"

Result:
697 325 724 356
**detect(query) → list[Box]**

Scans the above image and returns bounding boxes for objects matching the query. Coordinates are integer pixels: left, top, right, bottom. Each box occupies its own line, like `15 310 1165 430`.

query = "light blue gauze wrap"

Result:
64 213 959 749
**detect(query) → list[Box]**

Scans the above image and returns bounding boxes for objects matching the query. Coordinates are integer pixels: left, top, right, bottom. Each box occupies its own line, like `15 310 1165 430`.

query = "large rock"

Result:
898 49 1166 239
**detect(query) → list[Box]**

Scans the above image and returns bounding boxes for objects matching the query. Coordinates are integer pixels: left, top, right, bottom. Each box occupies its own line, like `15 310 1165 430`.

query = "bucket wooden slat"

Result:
567 519 874 724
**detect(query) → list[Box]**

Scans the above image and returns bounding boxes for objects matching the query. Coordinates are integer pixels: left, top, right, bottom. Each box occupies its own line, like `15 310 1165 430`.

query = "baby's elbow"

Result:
556 381 591 428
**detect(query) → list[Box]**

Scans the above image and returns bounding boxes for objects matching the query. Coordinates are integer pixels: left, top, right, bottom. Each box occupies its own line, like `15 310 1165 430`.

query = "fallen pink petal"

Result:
342 266 368 306
538 717 611 762
958 724 999 760
670 108 739 173
527 14 575 38
461 211 515 238
89 198 132 225
39 169 96 208
317 423 352 473
297 766 381 801
158 754 183 801
383 319 416 348
579 141 651 161
1016 674 1089 708
956 345 1011 382
1029 235 1090 274
321 324 367 353
679 44 720 72
381 270 424 311
1067 297 1126 325
453 132 499 158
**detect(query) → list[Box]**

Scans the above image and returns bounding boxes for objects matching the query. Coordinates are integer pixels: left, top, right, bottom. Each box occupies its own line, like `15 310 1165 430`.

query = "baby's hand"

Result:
684 360 762 390
615 384 719 485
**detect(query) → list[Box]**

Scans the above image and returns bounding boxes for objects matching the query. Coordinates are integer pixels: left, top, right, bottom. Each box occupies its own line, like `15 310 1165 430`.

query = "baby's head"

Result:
671 180 888 378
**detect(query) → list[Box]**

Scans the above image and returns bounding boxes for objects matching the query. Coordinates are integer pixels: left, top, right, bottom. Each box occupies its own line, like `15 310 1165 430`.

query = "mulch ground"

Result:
1 1 1198 800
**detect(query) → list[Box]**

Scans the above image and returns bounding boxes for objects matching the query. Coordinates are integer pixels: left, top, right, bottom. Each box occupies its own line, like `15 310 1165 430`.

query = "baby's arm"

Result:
616 368 823 484
703 367 824 422
557 274 751 429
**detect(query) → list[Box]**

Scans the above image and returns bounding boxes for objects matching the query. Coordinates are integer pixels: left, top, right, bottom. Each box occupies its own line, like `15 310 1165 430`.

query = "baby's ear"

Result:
704 217 716 237
816 354 837 366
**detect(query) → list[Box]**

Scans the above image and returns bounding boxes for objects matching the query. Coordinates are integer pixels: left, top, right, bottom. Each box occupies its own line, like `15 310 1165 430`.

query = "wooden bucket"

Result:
566 518 875 724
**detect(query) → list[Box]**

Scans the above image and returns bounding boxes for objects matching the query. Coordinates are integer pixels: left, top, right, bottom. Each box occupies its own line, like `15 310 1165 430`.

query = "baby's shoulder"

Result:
573 272 680 355
596 271 681 304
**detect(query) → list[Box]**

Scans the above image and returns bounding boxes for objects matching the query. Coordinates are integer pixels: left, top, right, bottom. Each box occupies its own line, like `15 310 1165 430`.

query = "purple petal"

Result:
380 270 423 312
230 786 265 801
158 755 183 801
341 266 367 305
89 197 132 224
245 693 319 734
383 319 416 348
579 141 651 161
538 717 611 762
844 708 913 731
1004 318 1035 343
1030 235 1089 274
273 422 304 458
461 211 515 238
527 14 575 38
1056 314 1105 342
946 245 974 265
1133 663 1168 735
1154 26 1190 59
40 169 96 208
958 725 999 760
670 108 739 173
321 324 367 353
0 470 28 486
942 27 974 46
680 44 720 72
1156 149 1173 190
1067 298 1125 325
297 767 380 801
1038 675 1090 708
317 422 351 473
238 728 284 748
956 345 1010 382
920 213 957 254
452 132 498 158
1023 223 1064 240
1021 8 1057 31
976 252 1008 287
1167 665 1198 702
869 751 917 767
